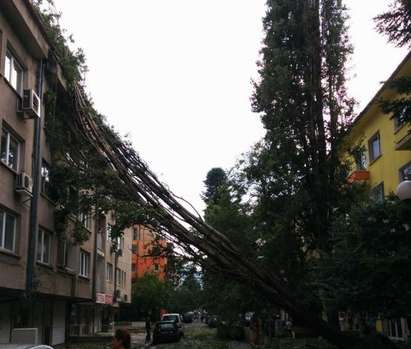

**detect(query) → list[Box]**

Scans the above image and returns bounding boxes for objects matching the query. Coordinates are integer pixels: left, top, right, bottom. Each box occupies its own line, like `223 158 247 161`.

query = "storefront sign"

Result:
96 293 106 304
105 294 113 305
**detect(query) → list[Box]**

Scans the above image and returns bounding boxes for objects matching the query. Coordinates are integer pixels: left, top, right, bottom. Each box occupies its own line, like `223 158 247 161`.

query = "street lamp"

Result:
396 169 411 201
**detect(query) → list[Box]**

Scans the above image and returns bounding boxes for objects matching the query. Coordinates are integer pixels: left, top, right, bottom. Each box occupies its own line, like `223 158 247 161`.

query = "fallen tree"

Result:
67 84 363 348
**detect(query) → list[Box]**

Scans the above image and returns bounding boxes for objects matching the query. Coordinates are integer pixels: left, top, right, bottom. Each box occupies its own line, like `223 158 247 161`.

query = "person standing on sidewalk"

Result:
145 314 152 344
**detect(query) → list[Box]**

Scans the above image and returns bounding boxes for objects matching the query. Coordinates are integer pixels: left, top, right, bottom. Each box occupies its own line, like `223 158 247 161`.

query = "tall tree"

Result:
375 1 411 124
248 0 354 272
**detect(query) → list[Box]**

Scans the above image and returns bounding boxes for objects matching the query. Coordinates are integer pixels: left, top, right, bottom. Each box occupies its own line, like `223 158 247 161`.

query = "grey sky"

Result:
54 0 407 213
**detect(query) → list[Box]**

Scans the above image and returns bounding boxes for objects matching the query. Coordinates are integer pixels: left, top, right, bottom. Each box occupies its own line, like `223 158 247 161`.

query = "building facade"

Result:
347 52 411 198
346 51 411 341
0 1 131 345
132 225 167 282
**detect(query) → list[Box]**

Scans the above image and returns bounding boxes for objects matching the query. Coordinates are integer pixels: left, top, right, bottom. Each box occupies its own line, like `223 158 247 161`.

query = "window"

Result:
106 224 112 241
368 132 381 162
41 160 51 195
79 250 90 277
122 271 126 288
115 236 125 251
57 239 68 267
79 212 92 231
4 50 23 93
1 127 20 171
370 182 384 203
353 148 368 170
133 226 141 240
37 229 52 264
107 263 113 282
0 209 17 252
399 162 411 182
116 268 121 286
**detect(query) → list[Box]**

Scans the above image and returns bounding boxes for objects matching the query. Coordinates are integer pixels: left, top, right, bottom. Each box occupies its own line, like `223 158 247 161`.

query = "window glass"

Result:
41 160 50 194
1 129 20 171
80 250 90 277
0 210 16 252
369 133 381 162
4 213 15 251
370 183 384 203
399 162 411 182
37 229 51 264
43 231 50 263
0 212 3 248
4 53 11 79
0 132 7 163
5 51 23 93
8 134 19 171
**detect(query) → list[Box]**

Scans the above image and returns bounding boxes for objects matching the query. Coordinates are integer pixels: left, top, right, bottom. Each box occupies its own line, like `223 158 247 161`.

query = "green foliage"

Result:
202 168 228 204
168 270 204 313
131 274 172 318
32 0 87 85
202 168 263 320
376 1 411 124
314 199 411 317
375 0 411 48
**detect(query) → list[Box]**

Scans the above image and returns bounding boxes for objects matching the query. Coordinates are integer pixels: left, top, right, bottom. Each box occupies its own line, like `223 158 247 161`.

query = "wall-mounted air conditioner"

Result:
22 89 41 118
16 172 33 196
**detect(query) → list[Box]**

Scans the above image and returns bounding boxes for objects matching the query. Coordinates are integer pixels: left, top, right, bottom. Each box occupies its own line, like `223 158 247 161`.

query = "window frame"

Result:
368 132 382 163
79 211 92 231
106 262 113 282
40 159 51 195
399 162 411 182
4 49 24 95
79 249 90 278
370 182 385 203
0 208 17 253
1 126 21 172
37 228 52 265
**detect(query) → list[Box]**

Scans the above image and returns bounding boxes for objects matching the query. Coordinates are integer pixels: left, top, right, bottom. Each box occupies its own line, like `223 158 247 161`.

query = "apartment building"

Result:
346 51 411 341
0 0 131 345
132 225 168 282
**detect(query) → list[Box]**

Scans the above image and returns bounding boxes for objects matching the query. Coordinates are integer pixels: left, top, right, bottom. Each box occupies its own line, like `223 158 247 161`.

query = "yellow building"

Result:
345 51 411 342
346 51 411 201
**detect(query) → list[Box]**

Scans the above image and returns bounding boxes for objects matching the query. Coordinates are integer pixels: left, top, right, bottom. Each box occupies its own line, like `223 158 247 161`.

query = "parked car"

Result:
0 345 54 349
207 315 219 328
152 320 182 345
161 313 184 330
183 311 194 323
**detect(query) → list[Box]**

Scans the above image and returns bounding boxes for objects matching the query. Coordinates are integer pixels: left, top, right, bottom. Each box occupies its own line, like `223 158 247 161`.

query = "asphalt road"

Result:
132 321 250 349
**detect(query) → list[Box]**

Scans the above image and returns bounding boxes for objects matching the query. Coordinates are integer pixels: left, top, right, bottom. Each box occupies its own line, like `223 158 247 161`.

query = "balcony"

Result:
396 130 411 151
347 170 370 184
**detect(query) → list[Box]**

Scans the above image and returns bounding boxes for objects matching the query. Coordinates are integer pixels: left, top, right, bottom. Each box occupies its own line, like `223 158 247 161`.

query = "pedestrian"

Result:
145 314 152 344
112 329 131 349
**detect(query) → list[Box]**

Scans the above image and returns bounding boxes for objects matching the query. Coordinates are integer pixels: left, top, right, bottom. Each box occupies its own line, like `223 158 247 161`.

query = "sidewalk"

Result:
228 341 252 349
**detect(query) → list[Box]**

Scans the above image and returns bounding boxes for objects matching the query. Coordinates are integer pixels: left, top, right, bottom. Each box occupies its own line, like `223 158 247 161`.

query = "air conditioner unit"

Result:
22 89 41 118
16 172 33 195
11 328 39 344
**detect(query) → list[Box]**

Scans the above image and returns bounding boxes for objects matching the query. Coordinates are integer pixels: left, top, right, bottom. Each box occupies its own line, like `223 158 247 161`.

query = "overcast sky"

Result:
54 0 407 213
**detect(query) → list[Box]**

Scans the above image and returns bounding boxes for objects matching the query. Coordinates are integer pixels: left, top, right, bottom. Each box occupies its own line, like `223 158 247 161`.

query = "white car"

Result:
161 313 184 330
0 345 54 349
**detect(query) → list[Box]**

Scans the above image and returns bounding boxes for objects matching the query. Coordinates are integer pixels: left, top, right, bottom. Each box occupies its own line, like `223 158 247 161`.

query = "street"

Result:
131 321 250 349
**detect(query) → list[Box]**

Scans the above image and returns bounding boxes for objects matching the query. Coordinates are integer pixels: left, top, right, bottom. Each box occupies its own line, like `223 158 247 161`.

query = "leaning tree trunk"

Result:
67 85 396 349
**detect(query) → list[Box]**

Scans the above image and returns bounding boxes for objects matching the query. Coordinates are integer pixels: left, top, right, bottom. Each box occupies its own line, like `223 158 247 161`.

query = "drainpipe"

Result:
26 58 46 295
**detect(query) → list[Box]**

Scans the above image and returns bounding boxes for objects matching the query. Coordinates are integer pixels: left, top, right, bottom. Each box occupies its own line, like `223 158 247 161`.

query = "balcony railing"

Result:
347 170 370 183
